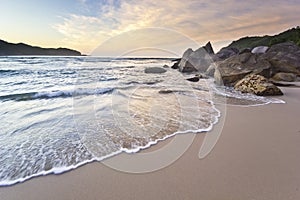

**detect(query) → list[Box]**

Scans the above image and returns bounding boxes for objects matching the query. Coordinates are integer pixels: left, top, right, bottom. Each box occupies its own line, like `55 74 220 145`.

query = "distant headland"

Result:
0 40 82 56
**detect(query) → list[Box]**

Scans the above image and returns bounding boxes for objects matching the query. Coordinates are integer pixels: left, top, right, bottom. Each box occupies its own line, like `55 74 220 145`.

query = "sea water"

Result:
0 57 284 185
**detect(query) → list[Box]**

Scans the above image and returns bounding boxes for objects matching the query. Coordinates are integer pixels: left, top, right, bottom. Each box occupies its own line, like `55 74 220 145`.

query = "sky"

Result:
0 0 299 56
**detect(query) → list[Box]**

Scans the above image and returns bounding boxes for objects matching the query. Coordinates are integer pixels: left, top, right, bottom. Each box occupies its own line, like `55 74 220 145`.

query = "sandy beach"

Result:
0 86 299 200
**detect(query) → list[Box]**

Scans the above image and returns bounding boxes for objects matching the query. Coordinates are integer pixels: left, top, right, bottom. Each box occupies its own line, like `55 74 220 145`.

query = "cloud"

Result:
54 0 300 54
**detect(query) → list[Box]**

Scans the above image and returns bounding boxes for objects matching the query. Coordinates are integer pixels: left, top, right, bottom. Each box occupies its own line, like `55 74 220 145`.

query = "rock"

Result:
178 48 195 72
186 76 200 82
204 41 215 54
178 47 214 73
234 74 283 96
271 72 297 82
215 47 239 60
214 68 251 86
158 90 174 94
144 67 167 74
214 42 300 86
270 81 296 87
171 60 180 69
239 48 251 54
196 73 209 79
251 46 269 54
163 64 169 68
214 52 272 86
262 42 300 75
205 64 216 77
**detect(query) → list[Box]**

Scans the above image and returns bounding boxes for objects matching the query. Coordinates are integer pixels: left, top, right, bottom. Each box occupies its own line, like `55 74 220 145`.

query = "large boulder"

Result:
205 63 216 77
262 42 300 75
178 48 195 72
251 46 269 54
234 74 283 96
215 47 239 60
271 72 298 82
178 42 215 73
214 52 272 86
239 48 251 54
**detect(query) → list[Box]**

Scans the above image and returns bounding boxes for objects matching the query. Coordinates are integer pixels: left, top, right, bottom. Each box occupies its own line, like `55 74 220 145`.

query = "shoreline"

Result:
0 87 299 199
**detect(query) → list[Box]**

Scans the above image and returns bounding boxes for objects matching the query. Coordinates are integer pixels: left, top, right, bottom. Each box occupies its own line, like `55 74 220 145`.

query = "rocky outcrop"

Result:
262 42 300 75
176 37 299 96
271 72 298 82
214 52 272 86
215 47 239 60
239 48 251 54
178 42 215 73
213 42 300 86
234 74 283 96
144 67 167 74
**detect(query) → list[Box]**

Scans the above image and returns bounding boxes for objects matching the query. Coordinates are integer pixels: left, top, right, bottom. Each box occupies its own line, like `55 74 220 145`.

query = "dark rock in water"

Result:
204 41 215 54
196 73 209 79
171 61 179 69
178 47 214 73
251 46 269 54
262 42 300 75
158 90 174 94
186 76 200 82
214 52 272 86
234 74 283 96
271 72 298 82
144 67 167 74
163 64 169 68
215 47 239 60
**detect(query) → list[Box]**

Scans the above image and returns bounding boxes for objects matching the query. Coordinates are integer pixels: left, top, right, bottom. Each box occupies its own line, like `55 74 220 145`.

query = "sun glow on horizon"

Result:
0 0 299 55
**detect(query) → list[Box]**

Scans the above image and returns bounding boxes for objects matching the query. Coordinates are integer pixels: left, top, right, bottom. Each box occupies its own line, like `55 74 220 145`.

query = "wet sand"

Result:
0 87 299 200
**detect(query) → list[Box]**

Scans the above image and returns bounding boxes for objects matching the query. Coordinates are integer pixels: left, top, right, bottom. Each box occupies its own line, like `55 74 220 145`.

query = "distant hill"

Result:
222 26 300 51
0 40 81 56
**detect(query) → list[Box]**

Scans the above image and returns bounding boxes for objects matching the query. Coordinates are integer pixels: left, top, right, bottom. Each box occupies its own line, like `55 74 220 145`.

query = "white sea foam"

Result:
0 57 286 186
33 88 114 98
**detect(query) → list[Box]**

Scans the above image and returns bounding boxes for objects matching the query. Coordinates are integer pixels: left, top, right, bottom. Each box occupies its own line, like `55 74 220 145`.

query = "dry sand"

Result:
0 87 299 200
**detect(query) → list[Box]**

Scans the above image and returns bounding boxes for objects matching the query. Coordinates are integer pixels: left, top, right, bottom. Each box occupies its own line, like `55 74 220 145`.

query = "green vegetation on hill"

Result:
224 26 300 50
0 40 82 56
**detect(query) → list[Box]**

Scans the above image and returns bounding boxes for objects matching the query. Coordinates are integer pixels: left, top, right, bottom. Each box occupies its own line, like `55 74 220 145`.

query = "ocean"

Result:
0 56 284 186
